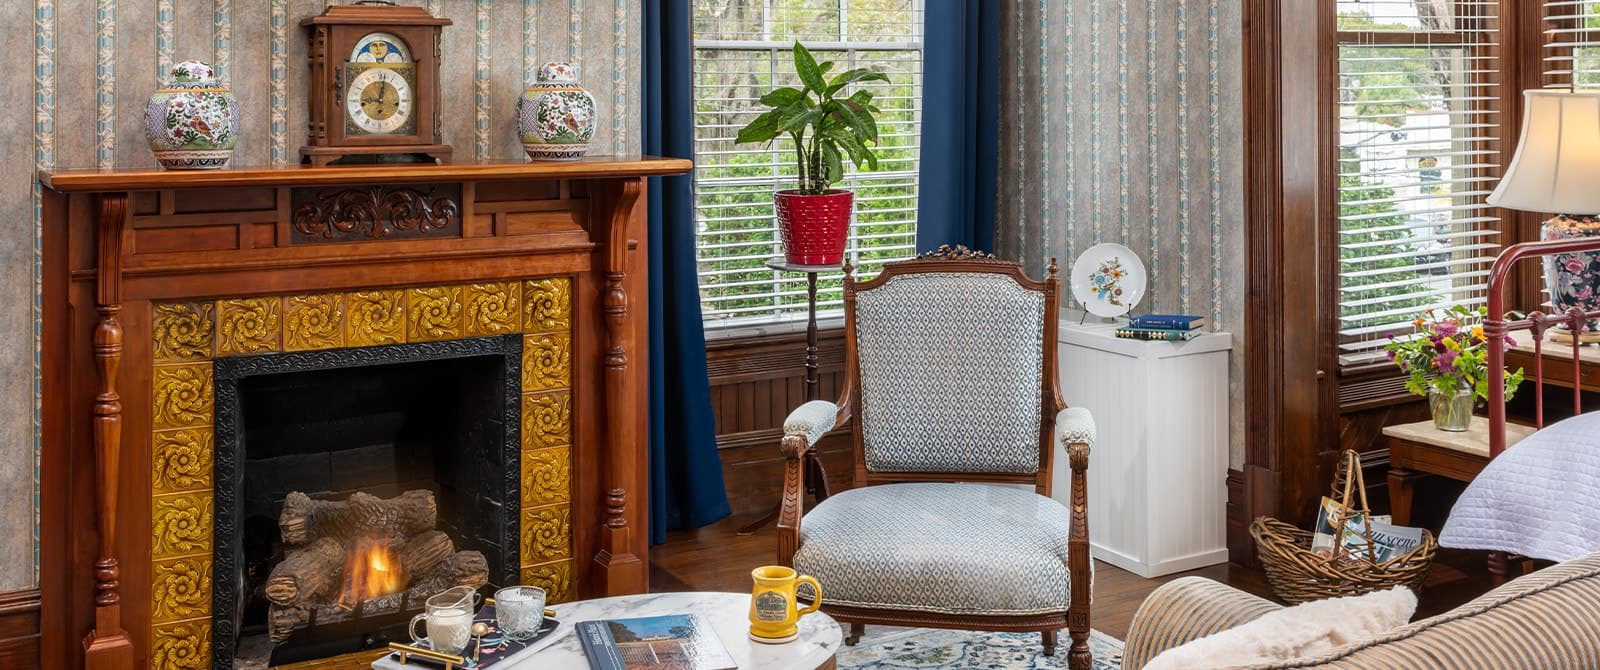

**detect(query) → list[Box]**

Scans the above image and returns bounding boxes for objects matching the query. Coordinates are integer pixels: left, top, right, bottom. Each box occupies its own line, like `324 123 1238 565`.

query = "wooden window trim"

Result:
1333 30 1473 46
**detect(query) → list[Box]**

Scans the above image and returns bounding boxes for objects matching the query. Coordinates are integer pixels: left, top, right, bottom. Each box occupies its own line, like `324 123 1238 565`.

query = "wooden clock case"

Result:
301 4 453 166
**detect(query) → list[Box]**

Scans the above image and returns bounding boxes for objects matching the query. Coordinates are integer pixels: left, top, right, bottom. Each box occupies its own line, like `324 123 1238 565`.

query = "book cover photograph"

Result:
576 614 736 670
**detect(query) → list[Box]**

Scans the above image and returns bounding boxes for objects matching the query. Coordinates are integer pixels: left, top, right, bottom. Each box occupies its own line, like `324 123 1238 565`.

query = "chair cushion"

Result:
792 482 1075 616
853 272 1045 475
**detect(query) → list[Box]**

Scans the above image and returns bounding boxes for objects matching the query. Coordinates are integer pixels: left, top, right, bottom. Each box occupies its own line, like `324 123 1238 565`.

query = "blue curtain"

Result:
916 1 1001 252
643 0 731 545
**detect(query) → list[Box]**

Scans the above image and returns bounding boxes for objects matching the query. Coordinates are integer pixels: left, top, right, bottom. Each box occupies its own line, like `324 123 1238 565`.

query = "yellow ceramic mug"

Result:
748 565 822 643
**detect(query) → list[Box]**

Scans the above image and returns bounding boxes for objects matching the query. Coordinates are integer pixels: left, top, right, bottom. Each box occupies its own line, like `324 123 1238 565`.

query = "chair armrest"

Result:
783 400 839 447
1121 577 1283 670
776 400 840 566
776 394 852 567
1055 406 1096 447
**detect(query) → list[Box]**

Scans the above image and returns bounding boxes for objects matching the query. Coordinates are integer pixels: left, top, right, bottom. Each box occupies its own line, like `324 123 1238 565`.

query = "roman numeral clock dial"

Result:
345 66 414 135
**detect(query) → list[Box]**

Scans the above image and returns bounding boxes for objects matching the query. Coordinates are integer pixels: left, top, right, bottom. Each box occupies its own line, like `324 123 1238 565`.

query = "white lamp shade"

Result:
1489 90 1600 215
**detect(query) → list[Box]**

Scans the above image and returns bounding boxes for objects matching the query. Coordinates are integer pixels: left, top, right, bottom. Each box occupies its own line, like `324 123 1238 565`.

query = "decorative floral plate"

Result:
1069 243 1147 318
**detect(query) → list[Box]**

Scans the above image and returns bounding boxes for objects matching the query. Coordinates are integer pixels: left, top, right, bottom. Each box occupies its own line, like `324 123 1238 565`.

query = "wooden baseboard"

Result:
0 588 41 670
1226 469 1251 566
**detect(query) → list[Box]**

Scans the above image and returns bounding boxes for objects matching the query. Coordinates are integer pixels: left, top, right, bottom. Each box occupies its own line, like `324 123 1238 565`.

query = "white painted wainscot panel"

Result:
1052 318 1233 578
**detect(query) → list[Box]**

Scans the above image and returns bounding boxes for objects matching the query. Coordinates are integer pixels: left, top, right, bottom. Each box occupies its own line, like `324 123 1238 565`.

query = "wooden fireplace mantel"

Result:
38 156 690 669
41 156 692 192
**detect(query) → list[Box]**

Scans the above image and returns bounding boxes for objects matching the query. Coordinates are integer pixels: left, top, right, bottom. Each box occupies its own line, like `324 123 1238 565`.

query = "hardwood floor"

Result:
650 512 1504 641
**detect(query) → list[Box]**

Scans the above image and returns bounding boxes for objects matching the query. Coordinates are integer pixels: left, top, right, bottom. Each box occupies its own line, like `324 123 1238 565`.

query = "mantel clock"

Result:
302 2 452 166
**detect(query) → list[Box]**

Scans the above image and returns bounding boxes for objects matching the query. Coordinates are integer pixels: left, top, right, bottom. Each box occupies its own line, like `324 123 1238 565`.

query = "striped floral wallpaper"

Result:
0 0 642 592
997 0 1246 466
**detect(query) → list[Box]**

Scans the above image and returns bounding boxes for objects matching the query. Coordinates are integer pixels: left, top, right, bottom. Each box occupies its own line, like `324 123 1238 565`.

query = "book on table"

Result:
1114 326 1202 341
576 613 736 670
1128 314 1207 330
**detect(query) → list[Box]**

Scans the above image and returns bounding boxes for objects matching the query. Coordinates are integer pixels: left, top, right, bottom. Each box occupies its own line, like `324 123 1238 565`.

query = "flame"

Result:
339 536 405 610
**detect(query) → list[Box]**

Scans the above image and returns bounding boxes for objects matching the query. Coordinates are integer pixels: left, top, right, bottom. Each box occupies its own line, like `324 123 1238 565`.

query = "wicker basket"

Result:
1250 450 1438 605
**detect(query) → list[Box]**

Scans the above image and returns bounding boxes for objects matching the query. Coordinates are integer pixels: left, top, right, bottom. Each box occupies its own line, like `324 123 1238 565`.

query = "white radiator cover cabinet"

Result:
1052 319 1233 578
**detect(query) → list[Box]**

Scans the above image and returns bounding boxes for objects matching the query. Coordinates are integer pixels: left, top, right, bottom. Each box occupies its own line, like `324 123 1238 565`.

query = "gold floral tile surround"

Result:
149 279 574 669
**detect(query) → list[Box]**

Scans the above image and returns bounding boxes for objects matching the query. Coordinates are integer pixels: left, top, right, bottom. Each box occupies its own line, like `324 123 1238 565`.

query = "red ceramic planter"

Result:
774 189 853 265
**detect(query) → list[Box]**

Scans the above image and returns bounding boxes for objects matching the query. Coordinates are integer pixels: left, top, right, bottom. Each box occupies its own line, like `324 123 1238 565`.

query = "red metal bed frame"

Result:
1481 236 1600 581
1486 236 1600 459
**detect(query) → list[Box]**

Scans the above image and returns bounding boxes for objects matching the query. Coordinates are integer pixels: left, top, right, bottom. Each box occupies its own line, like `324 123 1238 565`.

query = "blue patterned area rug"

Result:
837 627 1124 669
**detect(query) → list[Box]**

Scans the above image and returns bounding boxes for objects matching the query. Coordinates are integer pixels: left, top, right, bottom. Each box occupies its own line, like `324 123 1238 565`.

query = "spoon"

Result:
471 622 490 662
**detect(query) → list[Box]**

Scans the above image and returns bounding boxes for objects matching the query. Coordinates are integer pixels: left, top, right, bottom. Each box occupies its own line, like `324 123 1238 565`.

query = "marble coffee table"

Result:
504 591 842 669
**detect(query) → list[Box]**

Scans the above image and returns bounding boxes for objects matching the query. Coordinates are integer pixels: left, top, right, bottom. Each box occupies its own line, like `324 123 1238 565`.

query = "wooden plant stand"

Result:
737 259 842 536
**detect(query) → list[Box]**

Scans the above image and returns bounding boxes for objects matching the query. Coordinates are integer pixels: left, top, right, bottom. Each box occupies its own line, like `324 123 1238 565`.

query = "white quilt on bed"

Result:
1440 413 1600 562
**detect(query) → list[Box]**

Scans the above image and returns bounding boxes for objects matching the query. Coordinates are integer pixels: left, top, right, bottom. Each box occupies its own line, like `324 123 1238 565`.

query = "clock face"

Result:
344 65 415 136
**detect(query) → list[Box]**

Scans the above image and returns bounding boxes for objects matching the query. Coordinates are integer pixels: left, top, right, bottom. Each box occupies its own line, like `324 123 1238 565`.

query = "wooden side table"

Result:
737 259 843 535
1505 332 1600 394
1383 417 1536 527
1384 417 1539 584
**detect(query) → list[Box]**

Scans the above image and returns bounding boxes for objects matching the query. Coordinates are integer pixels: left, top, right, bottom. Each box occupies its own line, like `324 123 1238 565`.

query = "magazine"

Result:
1310 496 1423 563
576 614 736 670
1310 496 1365 558
1363 520 1426 563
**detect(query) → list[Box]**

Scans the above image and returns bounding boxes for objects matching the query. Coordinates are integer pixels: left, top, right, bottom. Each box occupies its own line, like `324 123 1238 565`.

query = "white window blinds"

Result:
1335 0 1506 368
691 0 924 328
1543 1 1600 87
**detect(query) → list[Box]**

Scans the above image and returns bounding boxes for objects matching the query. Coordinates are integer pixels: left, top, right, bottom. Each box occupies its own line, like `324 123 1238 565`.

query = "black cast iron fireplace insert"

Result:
211 335 522 667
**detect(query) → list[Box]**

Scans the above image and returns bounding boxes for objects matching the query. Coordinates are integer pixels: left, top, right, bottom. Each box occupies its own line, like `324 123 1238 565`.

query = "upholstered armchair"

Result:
774 247 1097 669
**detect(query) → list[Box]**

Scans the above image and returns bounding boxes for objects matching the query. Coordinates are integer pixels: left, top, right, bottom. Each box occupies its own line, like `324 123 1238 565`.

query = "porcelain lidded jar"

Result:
144 60 239 169
517 62 595 160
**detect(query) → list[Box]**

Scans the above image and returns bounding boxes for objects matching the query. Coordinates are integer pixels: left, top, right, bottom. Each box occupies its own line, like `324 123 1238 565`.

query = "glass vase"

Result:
1428 384 1474 432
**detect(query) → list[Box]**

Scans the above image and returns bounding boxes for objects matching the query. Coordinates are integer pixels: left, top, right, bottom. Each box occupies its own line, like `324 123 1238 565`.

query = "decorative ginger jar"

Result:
144 60 239 170
517 62 595 160
1542 215 1600 338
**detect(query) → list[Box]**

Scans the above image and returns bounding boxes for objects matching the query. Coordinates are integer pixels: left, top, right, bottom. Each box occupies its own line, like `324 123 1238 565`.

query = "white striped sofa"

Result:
1123 553 1600 669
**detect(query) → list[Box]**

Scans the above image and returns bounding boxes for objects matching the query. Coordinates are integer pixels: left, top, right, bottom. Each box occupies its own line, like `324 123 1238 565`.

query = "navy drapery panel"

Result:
916 1 1001 252
644 0 731 545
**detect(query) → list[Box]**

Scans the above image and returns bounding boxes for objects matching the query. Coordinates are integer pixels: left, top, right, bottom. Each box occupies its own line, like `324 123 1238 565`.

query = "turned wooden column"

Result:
84 193 134 669
1066 442 1093 670
590 178 646 595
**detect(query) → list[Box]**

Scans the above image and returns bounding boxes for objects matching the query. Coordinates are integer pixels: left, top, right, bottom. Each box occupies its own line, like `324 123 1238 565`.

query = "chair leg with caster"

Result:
1041 629 1057 656
845 623 864 646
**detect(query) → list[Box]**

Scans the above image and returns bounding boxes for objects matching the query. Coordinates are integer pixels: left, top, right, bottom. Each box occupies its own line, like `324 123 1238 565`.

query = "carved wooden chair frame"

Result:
774 246 1093 669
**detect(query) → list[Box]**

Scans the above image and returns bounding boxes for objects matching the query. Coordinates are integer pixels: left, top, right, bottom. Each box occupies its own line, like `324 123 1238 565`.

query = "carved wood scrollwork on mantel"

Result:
290 184 463 243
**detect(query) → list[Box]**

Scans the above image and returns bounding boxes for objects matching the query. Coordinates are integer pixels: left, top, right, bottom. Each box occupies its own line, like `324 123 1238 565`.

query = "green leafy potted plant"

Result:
735 42 887 265
1384 305 1525 432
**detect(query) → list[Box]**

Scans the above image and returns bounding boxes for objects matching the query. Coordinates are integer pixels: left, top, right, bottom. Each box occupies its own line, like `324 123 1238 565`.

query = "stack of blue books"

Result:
1115 314 1207 341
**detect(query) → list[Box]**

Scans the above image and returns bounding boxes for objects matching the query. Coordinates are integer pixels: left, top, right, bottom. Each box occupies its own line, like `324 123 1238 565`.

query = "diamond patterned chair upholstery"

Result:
774 248 1096 670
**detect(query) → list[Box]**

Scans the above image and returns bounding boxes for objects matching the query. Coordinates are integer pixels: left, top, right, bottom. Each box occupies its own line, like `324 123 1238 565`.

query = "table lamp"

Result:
1488 89 1600 344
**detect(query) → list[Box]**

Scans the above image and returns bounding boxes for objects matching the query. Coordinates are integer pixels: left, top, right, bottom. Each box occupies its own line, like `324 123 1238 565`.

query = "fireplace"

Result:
40 158 683 669
213 335 522 665
145 281 578 668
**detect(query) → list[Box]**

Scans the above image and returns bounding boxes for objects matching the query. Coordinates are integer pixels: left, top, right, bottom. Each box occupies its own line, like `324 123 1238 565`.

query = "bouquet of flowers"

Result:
1384 304 1525 401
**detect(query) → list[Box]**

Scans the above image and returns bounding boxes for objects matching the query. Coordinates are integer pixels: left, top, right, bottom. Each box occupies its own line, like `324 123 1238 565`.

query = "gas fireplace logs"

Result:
265 489 488 642
278 489 438 545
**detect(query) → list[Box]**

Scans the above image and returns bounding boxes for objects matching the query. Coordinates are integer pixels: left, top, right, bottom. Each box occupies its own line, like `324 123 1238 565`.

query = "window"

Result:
1544 2 1600 88
1335 0 1506 368
691 1 924 328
